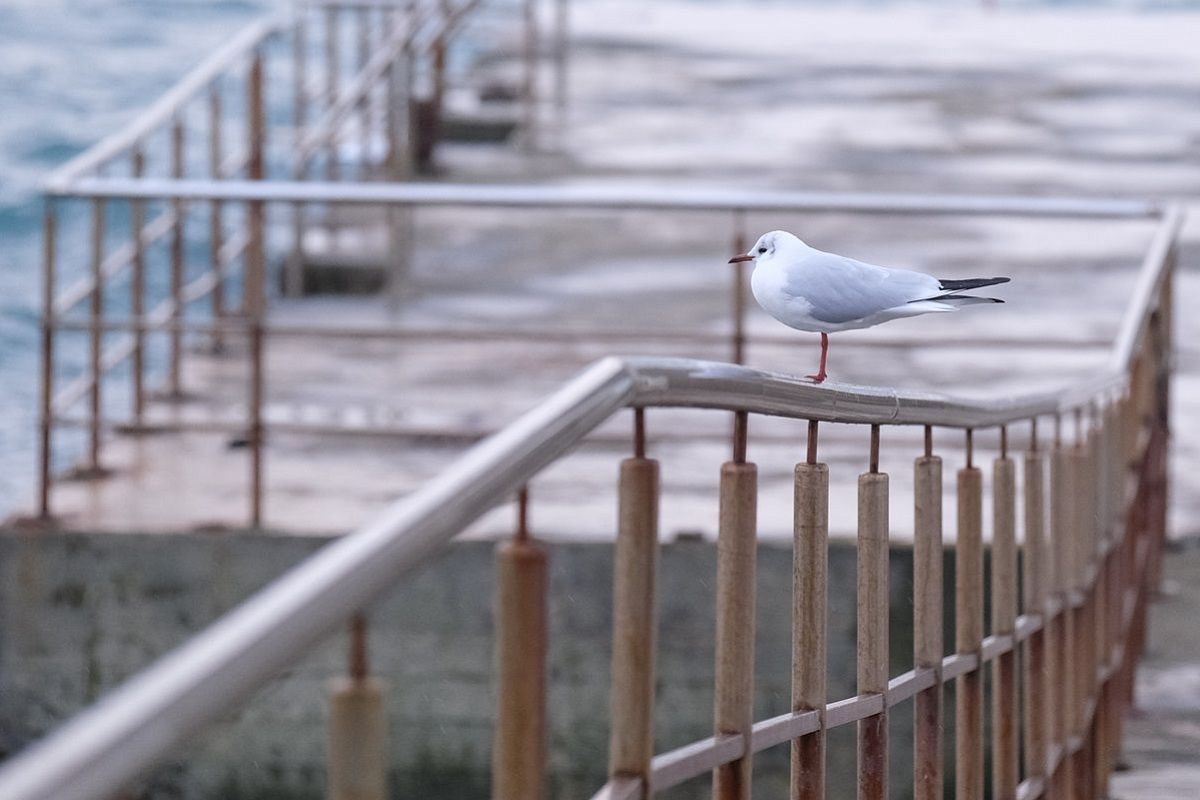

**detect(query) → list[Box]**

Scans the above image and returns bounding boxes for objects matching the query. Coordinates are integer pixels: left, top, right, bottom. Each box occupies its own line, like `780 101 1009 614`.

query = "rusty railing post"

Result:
87 197 105 472
792 419 827 800
130 146 146 424
209 83 226 352
37 200 58 518
956 430 983 800
493 488 548 800
521 0 538 151
169 118 185 397
327 614 387 800
288 6 309 298
714 412 757 800
608 410 659 795
1022 420 1047 792
246 49 266 528
913 425 942 800
992 429 1018 800
730 212 747 365
858 424 888 800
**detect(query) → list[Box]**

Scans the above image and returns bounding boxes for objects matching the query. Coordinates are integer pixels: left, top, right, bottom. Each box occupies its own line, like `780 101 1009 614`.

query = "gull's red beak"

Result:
728 254 754 264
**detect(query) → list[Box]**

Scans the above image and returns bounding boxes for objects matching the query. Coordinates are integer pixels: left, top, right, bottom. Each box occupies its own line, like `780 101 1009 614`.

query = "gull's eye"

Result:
757 246 768 254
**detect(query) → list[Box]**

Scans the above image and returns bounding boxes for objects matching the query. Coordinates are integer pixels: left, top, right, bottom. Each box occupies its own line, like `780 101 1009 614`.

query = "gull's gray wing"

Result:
784 249 941 324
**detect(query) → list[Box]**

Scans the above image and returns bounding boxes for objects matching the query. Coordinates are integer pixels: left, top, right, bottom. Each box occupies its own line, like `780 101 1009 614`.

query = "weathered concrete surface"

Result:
1 531 942 799
1111 542 1200 800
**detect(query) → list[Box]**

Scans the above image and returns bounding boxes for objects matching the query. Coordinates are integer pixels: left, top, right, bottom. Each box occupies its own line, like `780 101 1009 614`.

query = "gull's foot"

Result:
806 371 828 384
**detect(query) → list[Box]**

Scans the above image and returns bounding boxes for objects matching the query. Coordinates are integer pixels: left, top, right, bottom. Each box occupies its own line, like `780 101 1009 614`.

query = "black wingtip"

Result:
938 276 1012 291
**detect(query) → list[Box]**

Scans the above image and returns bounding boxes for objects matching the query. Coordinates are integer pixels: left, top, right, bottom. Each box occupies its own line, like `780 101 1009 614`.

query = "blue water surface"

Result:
0 0 277 514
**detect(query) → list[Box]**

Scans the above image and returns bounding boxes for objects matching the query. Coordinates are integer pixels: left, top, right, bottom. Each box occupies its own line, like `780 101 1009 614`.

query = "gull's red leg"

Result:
807 332 829 383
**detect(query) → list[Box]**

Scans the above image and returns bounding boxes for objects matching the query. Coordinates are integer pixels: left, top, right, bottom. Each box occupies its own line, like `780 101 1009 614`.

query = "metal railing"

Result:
36 0 574 524
37 172 1164 528
3 200 1183 799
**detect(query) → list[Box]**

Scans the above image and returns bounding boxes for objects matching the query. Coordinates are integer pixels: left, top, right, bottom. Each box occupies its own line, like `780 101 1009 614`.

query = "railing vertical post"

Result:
1090 415 1110 796
521 0 539 151
246 49 266 528
609 412 659 794
169 118 186 398
1048 430 1072 797
288 7 309 298
325 4 341 181
493 489 547 800
37 199 57 518
553 0 568 148
328 614 387 800
87 197 105 472
385 43 415 309
955 431 983 800
792 420 827 800
1069 426 1089 795
913 426 942 800
1022 422 1047 792
714 412 757 800
356 5 371 178
730 213 747 365
130 147 146 425
858 424 888 800
209 83 226 352
992 430 1018 800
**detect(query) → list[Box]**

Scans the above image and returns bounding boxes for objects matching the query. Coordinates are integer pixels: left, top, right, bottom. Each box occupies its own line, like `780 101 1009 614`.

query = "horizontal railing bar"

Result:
44 315 1108 351
45 17 283 192
624 357 1106 428
219 149 249 180
748 709 821 752
587 777 641 800
1017 776 1046 800
886 666 937 707
52 178 1165 219
825 692 885 728
54 207 179 315
650 733 744 791
980 632 1015 662
941 652 978 681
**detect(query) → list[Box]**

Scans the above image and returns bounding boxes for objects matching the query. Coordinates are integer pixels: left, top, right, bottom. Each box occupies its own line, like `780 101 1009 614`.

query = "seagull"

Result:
729 230 1009 384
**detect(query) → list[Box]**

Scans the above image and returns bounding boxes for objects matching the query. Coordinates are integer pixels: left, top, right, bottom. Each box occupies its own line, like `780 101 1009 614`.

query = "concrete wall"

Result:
0 531 954 799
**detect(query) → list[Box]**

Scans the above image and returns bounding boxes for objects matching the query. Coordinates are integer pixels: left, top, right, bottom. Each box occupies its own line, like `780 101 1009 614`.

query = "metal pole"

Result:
289 8 309 298
37 200 58 518
88 198 105 471
857 426 888 800
913 430 942 800
327 614 387 800
608 443 659 790
991 444 1018 800
209 84 226 351
521 0 538 151
492 489 548 800
169 118 186 397
553 0 568 149
730 213 747 365
130 146 146 424
792 422 827 800
713 434 757 800
325 4 341 182
956 450 984 800
247 49 266 528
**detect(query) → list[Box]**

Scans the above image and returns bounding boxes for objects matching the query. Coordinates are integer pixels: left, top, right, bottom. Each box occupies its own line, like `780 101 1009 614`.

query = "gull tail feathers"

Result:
923 294 1005 306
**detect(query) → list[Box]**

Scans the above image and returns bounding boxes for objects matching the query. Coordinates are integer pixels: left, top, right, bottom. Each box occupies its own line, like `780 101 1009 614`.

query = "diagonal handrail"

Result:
0 204 1182 800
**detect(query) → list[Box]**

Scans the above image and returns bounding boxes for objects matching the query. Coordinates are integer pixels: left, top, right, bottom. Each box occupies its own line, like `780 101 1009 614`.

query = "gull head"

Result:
728 230 806 265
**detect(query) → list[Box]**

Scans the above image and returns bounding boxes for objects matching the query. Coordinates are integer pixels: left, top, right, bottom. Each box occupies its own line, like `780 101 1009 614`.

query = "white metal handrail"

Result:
0 203 1182 800
52 176 1165 218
